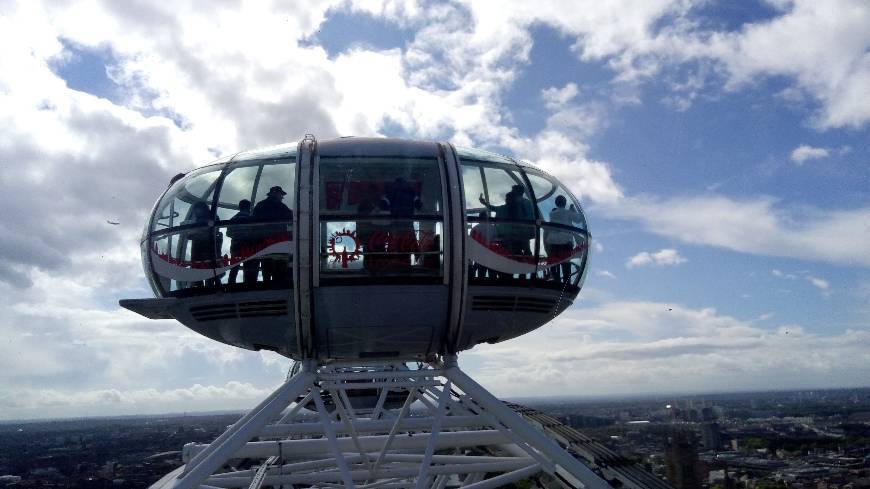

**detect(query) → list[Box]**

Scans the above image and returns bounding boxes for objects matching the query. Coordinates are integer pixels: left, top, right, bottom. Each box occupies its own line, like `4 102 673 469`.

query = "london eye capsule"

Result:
121 136 590 360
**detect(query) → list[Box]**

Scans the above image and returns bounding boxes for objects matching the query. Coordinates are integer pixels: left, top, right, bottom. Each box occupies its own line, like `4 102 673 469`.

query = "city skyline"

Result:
1 0 869 419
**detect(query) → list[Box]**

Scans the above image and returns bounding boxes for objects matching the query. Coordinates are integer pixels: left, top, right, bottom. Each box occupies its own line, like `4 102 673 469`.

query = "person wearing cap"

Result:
253 186 293 220
253 186 293 285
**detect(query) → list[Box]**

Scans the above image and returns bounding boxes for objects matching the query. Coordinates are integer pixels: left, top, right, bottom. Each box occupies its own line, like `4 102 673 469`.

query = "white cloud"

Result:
597 270 616 279
807 276 830 290
791 144 829 164
0 382 276 420
542 83 580 110
707 0 870 129
460 0 870 129
604 196 870 267
465 301 870 397
626 248 687 268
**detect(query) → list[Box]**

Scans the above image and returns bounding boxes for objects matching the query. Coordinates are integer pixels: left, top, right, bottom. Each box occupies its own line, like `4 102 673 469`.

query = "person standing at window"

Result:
546 195 582 283
479 185 535 277
253 186 293 286
183 201 219 287
227 199 255 285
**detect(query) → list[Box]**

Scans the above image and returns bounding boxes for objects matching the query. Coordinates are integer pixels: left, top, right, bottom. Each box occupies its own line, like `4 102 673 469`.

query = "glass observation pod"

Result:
121 137 590 360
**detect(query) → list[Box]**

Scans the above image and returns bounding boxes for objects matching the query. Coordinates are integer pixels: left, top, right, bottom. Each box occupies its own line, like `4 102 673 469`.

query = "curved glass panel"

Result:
151 166 222 233
461 158 588 292
525 171 587 230
536 226 588 288
318 156 443 281
150 226 221 294
146 158 296 296
462 161 538 283
232 143 297 162
454 146 515 165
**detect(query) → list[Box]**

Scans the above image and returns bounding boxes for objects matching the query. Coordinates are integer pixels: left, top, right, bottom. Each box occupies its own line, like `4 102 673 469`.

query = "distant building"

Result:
664 431 702 489
701 423 722 451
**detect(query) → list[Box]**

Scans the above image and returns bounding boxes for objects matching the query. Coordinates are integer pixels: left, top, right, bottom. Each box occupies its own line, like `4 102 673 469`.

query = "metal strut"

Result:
149 356 612 489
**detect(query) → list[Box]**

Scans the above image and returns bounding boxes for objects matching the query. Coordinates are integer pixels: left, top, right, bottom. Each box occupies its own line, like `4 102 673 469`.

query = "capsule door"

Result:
303 139 450 360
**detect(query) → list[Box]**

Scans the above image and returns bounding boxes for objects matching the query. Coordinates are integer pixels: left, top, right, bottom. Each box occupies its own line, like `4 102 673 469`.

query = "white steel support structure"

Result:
150 356 612 489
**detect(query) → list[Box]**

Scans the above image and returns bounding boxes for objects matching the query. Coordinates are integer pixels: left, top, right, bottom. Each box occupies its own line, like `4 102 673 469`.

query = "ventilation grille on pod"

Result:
189 300 289 322
471 295 557 314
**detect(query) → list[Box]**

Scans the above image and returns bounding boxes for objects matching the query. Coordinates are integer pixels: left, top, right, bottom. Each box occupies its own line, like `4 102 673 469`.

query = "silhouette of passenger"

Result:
384 177 421 270
253 186 293 286
227 199 256 285
545 195 582 284
253 186 293 220
479 185 535 277
184 201 219 287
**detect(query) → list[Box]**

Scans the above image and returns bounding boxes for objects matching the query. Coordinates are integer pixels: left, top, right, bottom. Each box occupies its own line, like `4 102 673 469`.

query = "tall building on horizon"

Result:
664 430 702 489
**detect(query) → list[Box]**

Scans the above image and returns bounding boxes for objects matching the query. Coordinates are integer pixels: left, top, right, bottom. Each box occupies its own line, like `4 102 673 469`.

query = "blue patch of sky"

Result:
50 39 120 103
687 0 784 32
303 9 414 59
590 65 870 209
503 23 614 136
50 39 191 130
587 222 856 334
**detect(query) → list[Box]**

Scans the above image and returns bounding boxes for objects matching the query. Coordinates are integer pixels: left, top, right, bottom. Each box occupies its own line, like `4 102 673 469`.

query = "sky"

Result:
0 0 868 420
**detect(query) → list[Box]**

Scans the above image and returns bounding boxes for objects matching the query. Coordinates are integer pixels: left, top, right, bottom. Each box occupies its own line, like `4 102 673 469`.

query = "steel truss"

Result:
150 355 611 489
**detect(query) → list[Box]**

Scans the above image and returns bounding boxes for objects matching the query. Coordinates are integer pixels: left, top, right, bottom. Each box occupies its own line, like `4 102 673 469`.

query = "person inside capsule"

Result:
478 184 536 279
252 186 292 286
227 199 255 284
545 195 584 284
182 201 220 287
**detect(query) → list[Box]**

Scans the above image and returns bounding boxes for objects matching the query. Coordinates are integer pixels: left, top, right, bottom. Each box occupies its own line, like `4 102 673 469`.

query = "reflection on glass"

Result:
462 165 485 211
150 227 220 294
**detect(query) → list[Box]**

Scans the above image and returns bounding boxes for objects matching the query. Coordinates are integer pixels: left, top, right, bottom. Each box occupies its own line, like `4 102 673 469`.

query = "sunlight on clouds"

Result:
465 301 870 397
791 144 829 164
626 249 687 269
605 196 870 267
709 0 870 129
0 382 276 420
